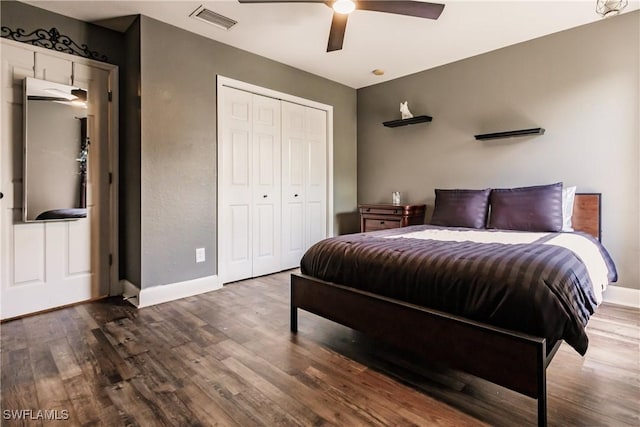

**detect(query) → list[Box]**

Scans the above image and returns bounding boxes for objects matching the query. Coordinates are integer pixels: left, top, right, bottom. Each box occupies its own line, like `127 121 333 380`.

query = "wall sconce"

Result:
596 0 628 18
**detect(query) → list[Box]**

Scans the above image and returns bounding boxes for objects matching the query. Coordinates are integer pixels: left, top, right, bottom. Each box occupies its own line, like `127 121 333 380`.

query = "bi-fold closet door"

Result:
280 102 327 270
219 86 327 284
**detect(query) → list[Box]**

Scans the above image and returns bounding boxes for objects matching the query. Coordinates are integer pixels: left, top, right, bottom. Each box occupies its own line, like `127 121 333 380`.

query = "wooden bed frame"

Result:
290 193 601 427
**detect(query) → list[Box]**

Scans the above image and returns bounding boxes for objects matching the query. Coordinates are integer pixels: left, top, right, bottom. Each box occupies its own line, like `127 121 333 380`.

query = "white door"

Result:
0 45 110 320
220 87 253 283
281 101 327 269
305 106 327 249
219 87 281 282
281 102 307 269
251 94 281 277
72 62 111 295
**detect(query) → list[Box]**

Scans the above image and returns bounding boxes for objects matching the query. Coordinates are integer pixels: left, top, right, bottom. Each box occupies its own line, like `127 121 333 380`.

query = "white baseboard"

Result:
132 275 221 308
603 285 640 308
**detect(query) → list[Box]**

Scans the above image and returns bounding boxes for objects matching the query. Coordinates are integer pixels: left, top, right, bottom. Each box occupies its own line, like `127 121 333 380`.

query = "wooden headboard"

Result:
572 193 601 240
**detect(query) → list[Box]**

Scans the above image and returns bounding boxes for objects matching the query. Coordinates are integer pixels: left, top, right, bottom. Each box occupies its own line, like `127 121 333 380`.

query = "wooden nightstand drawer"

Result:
362 217 401 231
360 206 403 216
359 203 426 233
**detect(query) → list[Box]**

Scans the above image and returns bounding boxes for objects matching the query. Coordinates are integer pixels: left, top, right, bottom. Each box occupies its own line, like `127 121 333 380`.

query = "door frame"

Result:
216 76 334 282
0 38 120 302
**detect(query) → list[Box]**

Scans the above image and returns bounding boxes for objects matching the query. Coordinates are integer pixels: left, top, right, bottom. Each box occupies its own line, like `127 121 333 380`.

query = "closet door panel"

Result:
220 88 253 282
305 107 327 248
252 94 281 276
281 102 307 269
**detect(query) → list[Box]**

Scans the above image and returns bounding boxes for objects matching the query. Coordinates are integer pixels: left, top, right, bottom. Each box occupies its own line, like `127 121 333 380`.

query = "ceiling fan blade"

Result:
327 12 348 52
356 1 445 19
237 0 324 3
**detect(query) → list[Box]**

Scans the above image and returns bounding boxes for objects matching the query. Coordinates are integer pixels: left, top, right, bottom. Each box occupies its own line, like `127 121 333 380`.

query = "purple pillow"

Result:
489 183 563 232
430 189 491 229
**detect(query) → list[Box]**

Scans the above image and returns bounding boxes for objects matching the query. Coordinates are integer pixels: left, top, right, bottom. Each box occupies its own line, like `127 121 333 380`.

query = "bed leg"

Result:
538 389 547 427
537 352 547 427
291 306 298 333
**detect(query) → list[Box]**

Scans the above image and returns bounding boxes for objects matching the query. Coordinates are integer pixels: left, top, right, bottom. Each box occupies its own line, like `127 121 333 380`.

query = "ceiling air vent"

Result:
190 6 237 30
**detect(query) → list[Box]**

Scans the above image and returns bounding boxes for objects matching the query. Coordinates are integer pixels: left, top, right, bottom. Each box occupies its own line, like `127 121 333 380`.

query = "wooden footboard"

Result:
291 273 561 427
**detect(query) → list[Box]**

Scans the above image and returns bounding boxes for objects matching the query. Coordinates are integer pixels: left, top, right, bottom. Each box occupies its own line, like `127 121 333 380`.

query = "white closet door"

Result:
281 102 307 269
305 107 327 249
220 87 253 283
220 87 282 282
281 101 327 269
251 94 281 277
0 47 109 319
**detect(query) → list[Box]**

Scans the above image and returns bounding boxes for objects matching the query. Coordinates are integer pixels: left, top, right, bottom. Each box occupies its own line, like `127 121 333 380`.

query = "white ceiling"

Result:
20 0 640 88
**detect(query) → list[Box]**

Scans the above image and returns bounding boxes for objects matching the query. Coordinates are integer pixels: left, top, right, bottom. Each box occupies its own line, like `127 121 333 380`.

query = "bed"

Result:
290 190 617 427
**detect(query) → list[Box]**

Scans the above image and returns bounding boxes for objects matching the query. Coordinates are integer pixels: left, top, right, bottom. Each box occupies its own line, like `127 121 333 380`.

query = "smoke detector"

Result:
595 0 628 18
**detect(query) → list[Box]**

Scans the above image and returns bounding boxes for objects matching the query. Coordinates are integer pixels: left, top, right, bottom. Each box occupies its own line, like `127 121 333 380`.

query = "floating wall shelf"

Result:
474 127 545 140
383 115 433 128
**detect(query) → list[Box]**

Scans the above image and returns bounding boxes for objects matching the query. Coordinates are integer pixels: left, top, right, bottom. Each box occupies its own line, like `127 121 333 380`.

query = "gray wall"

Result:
357 12 640 290
121 17 142 285
137 16 357 289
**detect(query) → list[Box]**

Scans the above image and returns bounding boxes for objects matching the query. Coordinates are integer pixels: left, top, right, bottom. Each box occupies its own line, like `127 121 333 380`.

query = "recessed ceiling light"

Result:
372 69 385 76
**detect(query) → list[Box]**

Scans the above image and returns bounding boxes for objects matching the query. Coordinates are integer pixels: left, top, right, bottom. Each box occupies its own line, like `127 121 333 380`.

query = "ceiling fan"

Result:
237 0 445 52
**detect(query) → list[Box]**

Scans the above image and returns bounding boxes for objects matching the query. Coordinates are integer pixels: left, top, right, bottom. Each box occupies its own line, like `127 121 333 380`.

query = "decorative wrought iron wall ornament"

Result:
1 26 108 62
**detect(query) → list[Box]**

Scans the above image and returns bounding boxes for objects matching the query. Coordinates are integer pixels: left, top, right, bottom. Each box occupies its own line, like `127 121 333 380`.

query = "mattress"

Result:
300 225 617 355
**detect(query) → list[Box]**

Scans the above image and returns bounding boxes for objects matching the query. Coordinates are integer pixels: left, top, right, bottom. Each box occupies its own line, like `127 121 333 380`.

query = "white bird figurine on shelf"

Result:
400 101 413 120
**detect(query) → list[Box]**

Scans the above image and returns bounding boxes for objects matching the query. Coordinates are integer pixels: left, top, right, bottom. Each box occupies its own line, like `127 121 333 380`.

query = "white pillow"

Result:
562 186 577 231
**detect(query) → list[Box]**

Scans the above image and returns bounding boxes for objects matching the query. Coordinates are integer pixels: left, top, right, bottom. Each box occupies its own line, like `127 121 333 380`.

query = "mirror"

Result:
23 77 89 222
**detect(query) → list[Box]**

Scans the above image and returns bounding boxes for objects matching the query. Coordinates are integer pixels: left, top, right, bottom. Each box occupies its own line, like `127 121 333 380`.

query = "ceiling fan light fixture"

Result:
596 0 628 18
333 0 356 15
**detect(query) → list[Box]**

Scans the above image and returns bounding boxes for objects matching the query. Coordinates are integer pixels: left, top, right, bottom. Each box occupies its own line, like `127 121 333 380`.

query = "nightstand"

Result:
359 203 426 232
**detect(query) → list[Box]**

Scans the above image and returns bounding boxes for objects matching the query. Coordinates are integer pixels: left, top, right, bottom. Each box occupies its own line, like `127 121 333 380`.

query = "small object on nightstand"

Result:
392 191 401 205
359 203 426 232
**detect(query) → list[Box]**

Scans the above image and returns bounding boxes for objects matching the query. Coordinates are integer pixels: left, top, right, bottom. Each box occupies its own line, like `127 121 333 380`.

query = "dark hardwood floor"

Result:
1 270 638 426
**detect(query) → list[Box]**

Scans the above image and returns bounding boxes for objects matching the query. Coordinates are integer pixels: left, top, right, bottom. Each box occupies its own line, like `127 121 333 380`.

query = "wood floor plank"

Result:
1 270 638 426
1 348 42 425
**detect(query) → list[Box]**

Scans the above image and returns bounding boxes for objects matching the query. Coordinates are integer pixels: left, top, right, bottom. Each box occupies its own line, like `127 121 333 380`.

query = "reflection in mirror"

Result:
23 77 89 222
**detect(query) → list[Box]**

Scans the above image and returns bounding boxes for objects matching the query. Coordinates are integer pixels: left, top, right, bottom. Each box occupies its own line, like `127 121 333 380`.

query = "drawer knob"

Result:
380 221 385 224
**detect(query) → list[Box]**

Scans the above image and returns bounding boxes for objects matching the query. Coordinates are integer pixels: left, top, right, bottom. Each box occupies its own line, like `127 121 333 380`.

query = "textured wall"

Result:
139 16 357 288
120 17 142 286
357 12 640 290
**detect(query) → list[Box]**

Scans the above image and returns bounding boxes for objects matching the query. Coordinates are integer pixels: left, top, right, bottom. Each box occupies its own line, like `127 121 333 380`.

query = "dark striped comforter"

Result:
300 225 617 355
